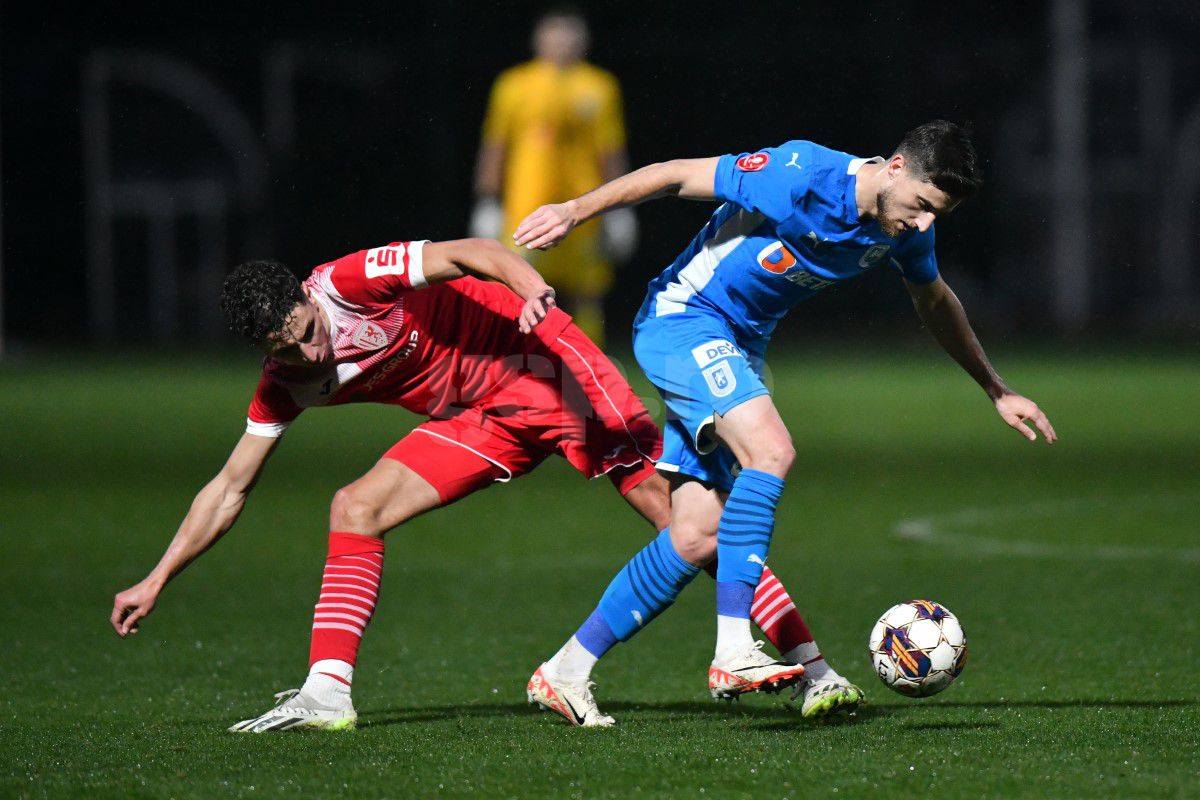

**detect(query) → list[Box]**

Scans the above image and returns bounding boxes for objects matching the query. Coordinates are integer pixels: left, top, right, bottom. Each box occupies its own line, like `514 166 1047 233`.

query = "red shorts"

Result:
383 312 661 504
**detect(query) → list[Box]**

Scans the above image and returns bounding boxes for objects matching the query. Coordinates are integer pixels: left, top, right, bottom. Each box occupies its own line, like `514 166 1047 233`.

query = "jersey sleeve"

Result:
246 374 302 438
890 226 939 284
592 73 626 154
481 71 516 145
713 141 811 224
328 240 431 305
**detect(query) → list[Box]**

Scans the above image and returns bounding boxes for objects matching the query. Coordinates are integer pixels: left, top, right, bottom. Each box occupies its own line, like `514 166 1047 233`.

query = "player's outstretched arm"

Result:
905 276 1057 444
110 432 280 637
513 157 719 251
422 238 557 333
470 141 507 239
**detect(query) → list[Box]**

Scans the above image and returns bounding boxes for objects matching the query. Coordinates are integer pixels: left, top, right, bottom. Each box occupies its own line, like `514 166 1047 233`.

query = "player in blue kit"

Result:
514 121 1057 723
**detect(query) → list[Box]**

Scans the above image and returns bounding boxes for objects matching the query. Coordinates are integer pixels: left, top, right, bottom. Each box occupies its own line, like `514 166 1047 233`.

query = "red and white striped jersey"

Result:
246 240 545 437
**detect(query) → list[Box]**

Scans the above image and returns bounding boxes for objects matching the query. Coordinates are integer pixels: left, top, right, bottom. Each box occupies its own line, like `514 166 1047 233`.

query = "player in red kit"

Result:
110 236 845 731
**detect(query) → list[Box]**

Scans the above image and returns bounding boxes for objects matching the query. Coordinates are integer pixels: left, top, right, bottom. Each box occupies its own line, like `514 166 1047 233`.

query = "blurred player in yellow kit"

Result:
472 7 636 345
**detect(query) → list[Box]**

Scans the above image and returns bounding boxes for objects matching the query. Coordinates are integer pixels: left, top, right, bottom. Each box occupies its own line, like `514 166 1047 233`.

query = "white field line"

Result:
892 494 1200 563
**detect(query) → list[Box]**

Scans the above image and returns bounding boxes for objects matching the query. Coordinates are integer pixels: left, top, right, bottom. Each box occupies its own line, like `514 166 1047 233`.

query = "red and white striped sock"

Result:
303 532 384 705
751 566 835 681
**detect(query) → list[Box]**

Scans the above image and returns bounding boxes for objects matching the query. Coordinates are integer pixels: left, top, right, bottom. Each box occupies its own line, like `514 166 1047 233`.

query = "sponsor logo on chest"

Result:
362 330 421 393
785 269 836 290
756 242 797 274
756 240 836 290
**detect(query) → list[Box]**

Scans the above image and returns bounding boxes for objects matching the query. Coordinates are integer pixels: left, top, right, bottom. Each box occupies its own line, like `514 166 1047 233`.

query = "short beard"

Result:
875 186 903 239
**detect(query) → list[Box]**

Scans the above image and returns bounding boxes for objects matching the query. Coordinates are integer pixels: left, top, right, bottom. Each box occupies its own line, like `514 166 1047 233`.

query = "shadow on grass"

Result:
358 697 1197 729
362 699 818 728
360 695 888 729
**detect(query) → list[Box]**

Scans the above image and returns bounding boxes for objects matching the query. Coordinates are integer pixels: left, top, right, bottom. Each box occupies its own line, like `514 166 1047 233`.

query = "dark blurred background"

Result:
3 0 1198 352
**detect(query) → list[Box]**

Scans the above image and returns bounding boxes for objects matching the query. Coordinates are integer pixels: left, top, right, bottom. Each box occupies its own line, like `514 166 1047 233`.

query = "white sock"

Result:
783 641 820 666
714 614 754 663
545 636 598 684
303 659 354 708
782 644 839 684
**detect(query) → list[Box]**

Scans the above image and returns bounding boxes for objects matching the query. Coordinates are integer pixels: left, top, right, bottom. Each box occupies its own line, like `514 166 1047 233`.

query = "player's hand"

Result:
994 393 1057 443
519 286 557 333
111 578 161 637
513 202 578 250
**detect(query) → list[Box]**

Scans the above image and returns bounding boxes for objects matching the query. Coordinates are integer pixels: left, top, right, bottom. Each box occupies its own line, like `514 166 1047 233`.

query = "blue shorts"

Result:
633 311 769 492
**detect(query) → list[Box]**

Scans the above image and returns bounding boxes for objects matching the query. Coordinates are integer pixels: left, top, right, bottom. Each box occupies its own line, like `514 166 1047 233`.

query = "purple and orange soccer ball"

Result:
869 600 968 697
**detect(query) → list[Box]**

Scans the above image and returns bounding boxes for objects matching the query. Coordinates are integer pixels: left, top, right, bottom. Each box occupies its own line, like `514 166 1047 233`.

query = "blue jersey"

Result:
634 140 939 342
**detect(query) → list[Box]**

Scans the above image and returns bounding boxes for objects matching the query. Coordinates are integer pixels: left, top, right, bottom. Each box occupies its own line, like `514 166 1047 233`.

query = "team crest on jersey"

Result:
575 93 601 120
756 242 797 274
352 320 388 351
703 360 736 398
362 331 420 393
736 152 770 172
858 244 891 269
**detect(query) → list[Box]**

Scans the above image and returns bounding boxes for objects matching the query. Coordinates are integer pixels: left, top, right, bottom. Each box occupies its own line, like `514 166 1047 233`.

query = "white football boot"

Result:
228 688 357 732
792 676 867 719
526 664 616 727
708 641 806 700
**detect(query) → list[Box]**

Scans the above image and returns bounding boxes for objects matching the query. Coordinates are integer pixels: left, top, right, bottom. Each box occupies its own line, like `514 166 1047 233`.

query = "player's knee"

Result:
743 439 795 478
670 521 717 566
329 486 386 538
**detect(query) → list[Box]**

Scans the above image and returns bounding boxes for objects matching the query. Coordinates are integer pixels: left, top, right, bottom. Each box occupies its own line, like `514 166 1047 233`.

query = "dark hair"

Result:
219 260 305 342
893 120 983 200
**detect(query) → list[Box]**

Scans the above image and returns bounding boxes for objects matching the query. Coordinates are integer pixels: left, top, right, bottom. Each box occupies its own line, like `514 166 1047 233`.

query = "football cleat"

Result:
228 688 357 733
708 641 806 700
791 677 867 719
526 664 615 727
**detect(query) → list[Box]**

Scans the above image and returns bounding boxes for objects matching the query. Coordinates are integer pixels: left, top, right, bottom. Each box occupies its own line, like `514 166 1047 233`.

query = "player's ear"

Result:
887 153 906 179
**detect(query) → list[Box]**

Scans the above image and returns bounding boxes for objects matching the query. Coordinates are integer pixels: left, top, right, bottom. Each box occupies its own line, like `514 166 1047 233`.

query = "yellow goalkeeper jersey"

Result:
482 58 626 246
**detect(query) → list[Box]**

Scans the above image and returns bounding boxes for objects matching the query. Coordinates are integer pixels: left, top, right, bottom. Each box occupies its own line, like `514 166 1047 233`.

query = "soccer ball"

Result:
869 600 967 697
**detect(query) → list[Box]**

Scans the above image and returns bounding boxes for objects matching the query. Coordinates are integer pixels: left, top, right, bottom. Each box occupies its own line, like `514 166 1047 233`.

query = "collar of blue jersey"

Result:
842 156 884 228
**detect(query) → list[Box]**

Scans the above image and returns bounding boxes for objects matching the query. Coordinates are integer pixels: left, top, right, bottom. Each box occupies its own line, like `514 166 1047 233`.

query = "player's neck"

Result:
318 302 333 342
536 55 582 71
853 162 883 221
304 287 335 343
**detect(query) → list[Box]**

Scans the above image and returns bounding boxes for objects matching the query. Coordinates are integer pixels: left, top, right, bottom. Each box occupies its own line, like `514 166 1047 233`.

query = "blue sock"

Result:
714 468 785 616
592 528 701 643
574 609 619 658
715 580 755 619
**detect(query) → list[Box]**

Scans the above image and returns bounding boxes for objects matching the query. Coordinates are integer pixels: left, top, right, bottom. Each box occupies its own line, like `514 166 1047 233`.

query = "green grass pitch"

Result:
2 348 1197 798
